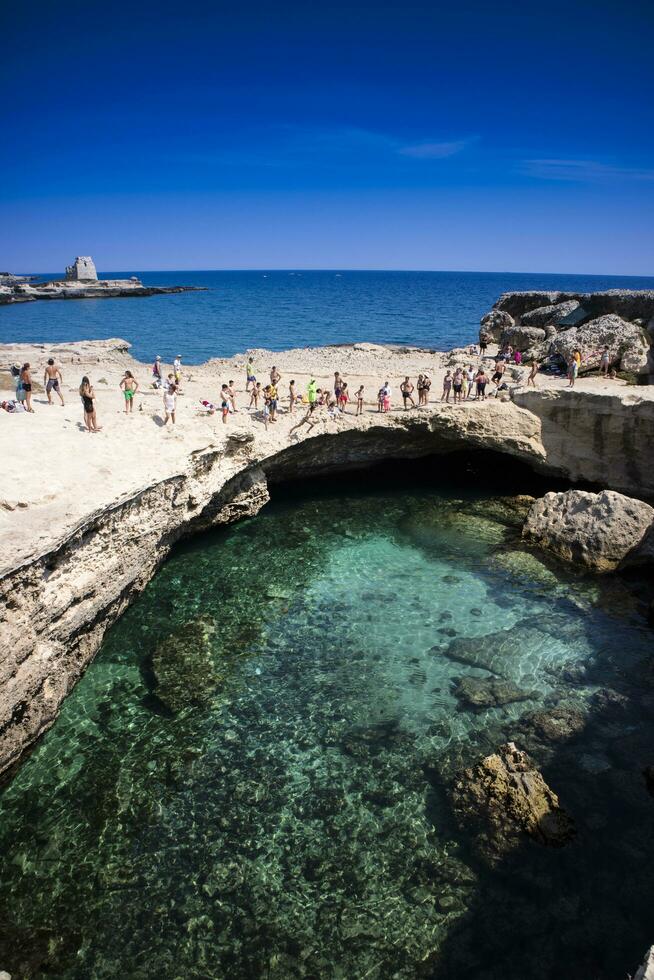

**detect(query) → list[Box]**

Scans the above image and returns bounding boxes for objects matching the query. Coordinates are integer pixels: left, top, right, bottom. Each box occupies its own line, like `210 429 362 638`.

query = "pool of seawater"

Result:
1 484 653 979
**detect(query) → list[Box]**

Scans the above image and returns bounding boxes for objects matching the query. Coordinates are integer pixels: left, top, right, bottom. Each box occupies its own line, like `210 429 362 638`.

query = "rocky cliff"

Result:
1 370 653 777
480 290 654 378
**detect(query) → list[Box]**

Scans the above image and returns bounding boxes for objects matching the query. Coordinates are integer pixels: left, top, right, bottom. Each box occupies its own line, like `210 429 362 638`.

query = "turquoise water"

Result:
1 484 653 979
4 269 654 362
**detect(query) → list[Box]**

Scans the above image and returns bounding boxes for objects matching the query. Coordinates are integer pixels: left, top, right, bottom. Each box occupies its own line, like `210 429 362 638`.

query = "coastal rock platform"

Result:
1 338 653 776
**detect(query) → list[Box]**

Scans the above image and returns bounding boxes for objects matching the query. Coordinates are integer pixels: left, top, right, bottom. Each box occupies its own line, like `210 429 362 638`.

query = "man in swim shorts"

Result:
43 358 65 406
246 357 256 391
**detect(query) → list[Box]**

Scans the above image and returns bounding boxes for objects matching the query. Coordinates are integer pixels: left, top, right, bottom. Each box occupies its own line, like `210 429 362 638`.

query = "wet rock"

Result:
453 676 537 710
150 616 223 712
437 627 458 638
517 705 587 744
523 489 654 573
442 626 548 679
438 611 453 622
469 608 482 617
451 741 575 863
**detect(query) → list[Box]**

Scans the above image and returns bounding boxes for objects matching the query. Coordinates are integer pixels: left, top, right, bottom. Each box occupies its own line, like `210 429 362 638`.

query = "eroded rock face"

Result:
548 314 650 373
480 309 514 341
451 741 575 862
521 300 586 329
522 489 654 572
498 324 546 351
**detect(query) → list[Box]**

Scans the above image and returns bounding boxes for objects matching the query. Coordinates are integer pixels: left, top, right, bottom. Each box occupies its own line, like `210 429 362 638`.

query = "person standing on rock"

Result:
270 365 281 387
19 363 34 412
479 332 489 356
43 358 65 406
79 376 101 432
567 356 578 389
307 378 317 405
527 358 539 387
441 370 452 403
452 368 464 404
475 367 488 400
354 385 364 415
600 346 610 377
120 370 139 413
400 376 416 409
227 380 238 413
152 355 164 388
491 358 506 389
466 364 475 399
163 382 177 424
173 355 183 391
246 357 256 391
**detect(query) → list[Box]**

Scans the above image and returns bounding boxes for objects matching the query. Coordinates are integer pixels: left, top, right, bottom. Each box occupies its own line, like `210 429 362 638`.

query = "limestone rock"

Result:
451 742 575 862
634 945 654 980
452 676 536 710
150 615 223 712
522 489 654 572
517 705 587 745
498 324 546 351
521 300 587 329
65 256 98 281
441 626 549 678
549 313 650 374
480 309 514 342
493 291 563 320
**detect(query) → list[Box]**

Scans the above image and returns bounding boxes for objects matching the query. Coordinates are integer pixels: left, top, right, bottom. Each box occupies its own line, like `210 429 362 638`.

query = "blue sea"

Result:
4 269 654 364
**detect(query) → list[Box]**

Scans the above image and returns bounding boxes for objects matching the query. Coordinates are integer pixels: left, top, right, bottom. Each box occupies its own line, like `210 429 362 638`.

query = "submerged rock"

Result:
517 705 587 744
451 741 575 862
523 489 654 573
150 615 223 712
453 676 537 710
442 626 548 678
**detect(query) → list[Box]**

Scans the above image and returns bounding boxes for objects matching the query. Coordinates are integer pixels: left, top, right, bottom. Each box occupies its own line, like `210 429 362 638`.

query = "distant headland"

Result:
0 256 205 305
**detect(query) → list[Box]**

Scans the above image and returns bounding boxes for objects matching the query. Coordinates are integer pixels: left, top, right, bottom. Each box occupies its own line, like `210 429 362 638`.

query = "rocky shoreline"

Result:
1 322 653 777
0 271 205 304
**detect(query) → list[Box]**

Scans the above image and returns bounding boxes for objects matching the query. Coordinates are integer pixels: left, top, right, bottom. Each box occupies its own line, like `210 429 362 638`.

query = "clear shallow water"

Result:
4 269 654 363
1 485 653 979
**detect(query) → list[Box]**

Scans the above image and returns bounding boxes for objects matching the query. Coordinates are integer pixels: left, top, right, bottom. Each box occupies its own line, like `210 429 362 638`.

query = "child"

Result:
220 384 230 423
338 381 349 413
163 382 177 424
354 385 364 416
249 382 261 410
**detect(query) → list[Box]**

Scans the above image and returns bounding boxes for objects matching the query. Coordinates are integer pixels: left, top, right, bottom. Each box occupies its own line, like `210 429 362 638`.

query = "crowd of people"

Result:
2 341 618 429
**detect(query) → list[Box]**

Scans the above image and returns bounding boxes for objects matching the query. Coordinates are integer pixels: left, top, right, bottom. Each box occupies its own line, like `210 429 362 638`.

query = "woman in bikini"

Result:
120 370 139 413
354 385 364 416
441 370 452 403
79 376 101 432
527 359 539 387
289 380 297 413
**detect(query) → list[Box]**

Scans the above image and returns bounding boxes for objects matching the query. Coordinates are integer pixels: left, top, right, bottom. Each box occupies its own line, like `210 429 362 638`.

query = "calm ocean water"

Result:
4 270 654 364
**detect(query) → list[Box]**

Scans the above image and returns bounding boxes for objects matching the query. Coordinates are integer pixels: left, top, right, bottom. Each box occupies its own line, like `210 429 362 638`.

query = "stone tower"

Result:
65 256 98 281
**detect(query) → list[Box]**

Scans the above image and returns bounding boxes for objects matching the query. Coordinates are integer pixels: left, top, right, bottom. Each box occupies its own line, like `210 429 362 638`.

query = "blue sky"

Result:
2 0 653 274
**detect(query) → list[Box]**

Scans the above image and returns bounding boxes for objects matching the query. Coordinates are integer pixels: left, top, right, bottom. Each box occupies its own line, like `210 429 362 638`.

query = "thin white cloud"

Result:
398 139 472 159
520 158 654 182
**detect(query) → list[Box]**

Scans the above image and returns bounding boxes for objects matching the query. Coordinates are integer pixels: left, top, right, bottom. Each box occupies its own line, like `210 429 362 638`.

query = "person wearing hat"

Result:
152 355 164 388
